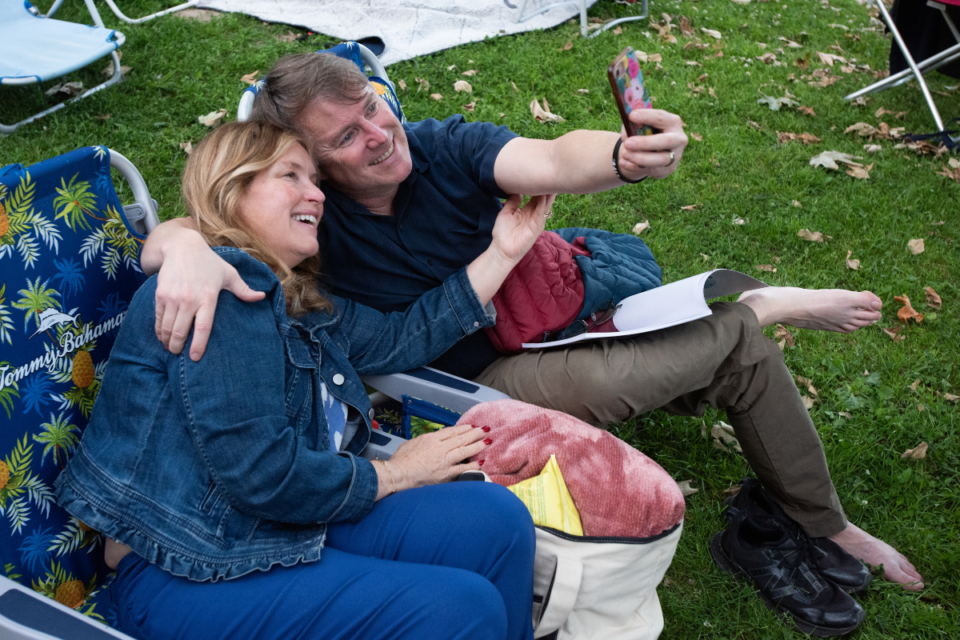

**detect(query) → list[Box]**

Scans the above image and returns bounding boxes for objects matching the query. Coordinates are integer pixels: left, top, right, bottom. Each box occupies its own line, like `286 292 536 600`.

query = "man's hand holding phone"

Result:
617 109 688 181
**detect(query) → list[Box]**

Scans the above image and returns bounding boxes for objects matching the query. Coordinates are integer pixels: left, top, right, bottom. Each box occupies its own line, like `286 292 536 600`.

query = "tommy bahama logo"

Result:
0 310 126 392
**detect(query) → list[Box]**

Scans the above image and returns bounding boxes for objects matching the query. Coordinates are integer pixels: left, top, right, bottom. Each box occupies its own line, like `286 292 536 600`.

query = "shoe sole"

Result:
709 530 866 638
722 496 872 595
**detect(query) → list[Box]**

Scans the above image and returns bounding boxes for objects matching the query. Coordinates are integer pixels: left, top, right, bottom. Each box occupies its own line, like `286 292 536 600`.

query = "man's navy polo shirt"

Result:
318 115 518 379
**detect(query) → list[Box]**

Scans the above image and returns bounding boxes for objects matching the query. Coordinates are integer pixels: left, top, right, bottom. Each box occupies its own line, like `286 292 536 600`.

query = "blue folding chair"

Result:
238 42 404 123
0 0 125 135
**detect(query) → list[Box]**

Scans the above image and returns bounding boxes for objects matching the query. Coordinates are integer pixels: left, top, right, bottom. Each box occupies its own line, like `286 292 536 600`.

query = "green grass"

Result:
3 0 959 637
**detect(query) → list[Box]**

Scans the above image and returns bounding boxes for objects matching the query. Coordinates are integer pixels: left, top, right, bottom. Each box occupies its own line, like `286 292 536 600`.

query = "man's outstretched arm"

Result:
493 109 688 196
141 219 265 360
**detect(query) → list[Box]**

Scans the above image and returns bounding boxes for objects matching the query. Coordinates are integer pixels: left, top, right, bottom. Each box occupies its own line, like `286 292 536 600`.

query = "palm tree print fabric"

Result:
0 146 146 625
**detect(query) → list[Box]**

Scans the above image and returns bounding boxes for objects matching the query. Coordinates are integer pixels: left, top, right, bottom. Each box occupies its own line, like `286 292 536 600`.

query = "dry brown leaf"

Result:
882 326 906 342
755 264 777 272
240 70 260 85
798 228 825 242
798 105 817 116
633 220 651 235
530 97 565 123
276 31 298 42
686 61 702 67
846 163 873 179
758 52 778 64
944 393 959 402
447 64 456 71
817 51 846 66
511 82 520 92
748 121 761 130
935 161 960 182
845 250 860 270
560 41 573 51
918 404 926 412
810 150 862 170
94 114 112 120
732 217 747 225
909 379 921 392
775 324 795 347
176 8 218 21
690 132 703 141
462 69 479 76
398 79 408 91
723 485 743 497
680 16 695 36
907 238 925 255
839 411 852 419
792 200 802 207
900 442 928 460
895 294 924 324
801 395 816 410
102 53 131 77
179 141 193 155
198 108 227 127
677 480 699 496
924 286 942 310
415 77 429 92
45 81 84 96
613 26 623 35
711 421 742 452
864 144 882 154
680 204 702 211
576 88 589 94
779 37 802 48
845 122 880 137
454 80 472 93
701 27 722 39
796 57 810 70
462 101 476 112
430 93 444 101
796 375 819 398
778 131 821 145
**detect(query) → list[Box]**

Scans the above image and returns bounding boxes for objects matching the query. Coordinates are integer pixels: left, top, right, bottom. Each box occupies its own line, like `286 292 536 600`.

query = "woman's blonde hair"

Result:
182 120 331 317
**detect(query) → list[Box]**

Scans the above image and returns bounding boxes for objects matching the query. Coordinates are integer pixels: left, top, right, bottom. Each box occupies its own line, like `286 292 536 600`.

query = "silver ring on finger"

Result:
543 210 553 219
664 150 676 167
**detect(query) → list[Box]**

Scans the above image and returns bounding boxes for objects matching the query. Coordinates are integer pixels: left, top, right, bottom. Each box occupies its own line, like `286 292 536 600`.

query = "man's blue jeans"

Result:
110 483 536 640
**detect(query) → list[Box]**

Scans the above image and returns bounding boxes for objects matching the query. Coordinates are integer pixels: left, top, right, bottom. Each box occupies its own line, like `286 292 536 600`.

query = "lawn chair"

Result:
845 0 960 137
517 0 648 39
0 0 126 135
238 42 403 123
43 0 200 24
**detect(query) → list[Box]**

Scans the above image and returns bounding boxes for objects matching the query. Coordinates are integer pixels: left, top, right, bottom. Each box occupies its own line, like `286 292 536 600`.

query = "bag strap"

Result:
535 555 583 637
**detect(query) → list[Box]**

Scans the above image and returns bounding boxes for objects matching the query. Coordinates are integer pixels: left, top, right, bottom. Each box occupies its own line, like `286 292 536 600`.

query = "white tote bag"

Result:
532 522 682 640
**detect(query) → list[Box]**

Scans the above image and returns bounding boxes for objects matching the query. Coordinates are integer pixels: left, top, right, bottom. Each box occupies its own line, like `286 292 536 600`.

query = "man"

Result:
144 53 921 593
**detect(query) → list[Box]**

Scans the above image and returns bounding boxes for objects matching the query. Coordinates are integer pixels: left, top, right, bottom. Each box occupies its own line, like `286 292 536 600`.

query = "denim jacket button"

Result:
368 408 375 419
332 373 345 386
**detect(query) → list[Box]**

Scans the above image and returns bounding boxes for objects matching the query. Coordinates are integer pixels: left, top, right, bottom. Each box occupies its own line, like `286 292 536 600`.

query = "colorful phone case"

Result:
607 47 653 136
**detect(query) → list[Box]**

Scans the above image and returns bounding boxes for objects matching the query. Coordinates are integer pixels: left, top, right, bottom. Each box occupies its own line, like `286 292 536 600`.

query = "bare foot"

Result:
738 287 882 333
828 522 924 590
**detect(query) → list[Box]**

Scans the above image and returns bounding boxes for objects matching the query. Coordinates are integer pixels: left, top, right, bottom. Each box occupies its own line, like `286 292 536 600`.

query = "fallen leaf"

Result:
454 80 472 93
430 93 444 101
757 52 778 64
462 101 476 112
576 89 589 94
276 31 298 42
709 87 718 99
944 393 959 402
755 264 777 272
633 220 651 235
758 95 800 110
907 238 925 255
680 204 702 211
791 200 802 207
796 375 819 398
690 132 703 141
511 82 520 92
798 105 817 116
839 411 852 418
686 60 702 67
45 81 84 96
613 26 623 35
748 121 761 130
935 161 960 182
845 250 860 270
909 378 921 392
924 286 942 310
102 54 131 77
701 253 710 260
779 37 802 48
778 131 821 145
810 150 863 170
723 485 743 497
198 108 227 127
798 228 825 242
846 163 873 179
775 324 795 347
711 421 742 452
817 51 846 66
796 57 810 70
179 141 193 155
560 41 573 51
895 294 924 324
845 122 881 138
462 69 479 76
900 442 928 460
530 97 565 123
398 79 408 91
175 8 218 21
882 326 906 342
918 403 926 412
415 77 430 92
240 70 260 85
864 144 882 153
801 395 816 410
679 15 695 36
677 480 699 496
447 64 456 71
732 217 746 225
701 28 722 39
94 114 112 120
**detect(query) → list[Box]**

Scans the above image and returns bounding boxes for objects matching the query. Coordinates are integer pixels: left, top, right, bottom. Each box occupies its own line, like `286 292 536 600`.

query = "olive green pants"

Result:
474 302 846 538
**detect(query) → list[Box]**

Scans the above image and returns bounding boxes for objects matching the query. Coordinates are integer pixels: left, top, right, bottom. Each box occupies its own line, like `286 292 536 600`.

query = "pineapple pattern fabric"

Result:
0 146 146 624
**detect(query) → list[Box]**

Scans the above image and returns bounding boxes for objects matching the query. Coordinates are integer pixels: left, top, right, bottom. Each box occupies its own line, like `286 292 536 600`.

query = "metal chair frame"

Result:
44 0 200 24
517 0 648 38
845 0 960 135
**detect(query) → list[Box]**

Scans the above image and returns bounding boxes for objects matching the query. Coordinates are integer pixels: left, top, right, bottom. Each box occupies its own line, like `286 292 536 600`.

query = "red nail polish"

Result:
470 424 479 428
483 438 492 445
478 460 485 466
481 426 491 432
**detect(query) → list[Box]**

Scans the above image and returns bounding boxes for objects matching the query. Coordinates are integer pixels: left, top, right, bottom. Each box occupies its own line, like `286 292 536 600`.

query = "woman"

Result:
55 121 553 640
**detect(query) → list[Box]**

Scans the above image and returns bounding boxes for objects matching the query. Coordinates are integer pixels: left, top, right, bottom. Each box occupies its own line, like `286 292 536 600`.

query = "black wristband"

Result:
612 138 647 184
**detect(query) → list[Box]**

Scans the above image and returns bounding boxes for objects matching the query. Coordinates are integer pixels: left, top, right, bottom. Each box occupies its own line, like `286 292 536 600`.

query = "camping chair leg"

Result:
0 52 124 136
517 0 589 37
845 43 960 98
42 0 67 17
588 0 649 39
100 0 201 24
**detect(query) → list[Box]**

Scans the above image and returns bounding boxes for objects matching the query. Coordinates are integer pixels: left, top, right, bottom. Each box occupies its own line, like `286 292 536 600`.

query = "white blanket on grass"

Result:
198 0 599 66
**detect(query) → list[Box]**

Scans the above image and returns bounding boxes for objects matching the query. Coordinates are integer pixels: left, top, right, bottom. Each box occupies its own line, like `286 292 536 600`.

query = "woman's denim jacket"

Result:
54 248 494 582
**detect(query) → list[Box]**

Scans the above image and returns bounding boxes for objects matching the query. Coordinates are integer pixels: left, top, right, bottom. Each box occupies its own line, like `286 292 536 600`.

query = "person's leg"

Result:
737 287 882 332
475 302 843 535
112 547 508 640
326 482 536 640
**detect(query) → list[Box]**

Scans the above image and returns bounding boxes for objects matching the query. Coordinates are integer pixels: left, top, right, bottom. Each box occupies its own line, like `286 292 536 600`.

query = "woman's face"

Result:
238 143 324 268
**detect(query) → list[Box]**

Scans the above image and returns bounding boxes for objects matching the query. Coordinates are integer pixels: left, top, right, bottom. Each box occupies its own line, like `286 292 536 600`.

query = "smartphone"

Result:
607 47 654 137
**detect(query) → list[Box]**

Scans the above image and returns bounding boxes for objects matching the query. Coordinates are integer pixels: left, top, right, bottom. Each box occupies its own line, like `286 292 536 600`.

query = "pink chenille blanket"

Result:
459 400 685 539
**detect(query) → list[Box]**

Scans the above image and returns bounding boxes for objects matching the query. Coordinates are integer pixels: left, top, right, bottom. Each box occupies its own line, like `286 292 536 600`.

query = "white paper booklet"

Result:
522 269 769 349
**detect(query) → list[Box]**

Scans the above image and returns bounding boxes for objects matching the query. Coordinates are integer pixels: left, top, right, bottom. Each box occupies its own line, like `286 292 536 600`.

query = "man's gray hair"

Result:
250 53 370 130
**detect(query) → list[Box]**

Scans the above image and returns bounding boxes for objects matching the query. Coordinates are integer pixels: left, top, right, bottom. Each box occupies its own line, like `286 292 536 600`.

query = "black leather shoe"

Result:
724 478 872 593
710 510 866 637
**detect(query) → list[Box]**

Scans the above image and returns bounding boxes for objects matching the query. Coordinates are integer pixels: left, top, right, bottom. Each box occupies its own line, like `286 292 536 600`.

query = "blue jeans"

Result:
110 483 536 640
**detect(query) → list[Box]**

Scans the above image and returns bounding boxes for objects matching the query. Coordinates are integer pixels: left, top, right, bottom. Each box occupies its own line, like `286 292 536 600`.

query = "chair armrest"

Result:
109 150 160 234
361 366 510 416
0 575 134 640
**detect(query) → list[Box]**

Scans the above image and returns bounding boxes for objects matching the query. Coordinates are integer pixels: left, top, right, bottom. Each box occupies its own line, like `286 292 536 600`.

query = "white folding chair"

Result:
0 0 125 135
44 0 200 25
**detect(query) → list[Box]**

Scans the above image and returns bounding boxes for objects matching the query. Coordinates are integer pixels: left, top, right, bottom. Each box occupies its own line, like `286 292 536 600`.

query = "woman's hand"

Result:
617 109 688 181
377 425 490 497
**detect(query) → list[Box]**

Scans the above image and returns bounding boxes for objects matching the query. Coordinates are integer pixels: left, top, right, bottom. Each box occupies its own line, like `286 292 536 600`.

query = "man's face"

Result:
297 86 413 201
